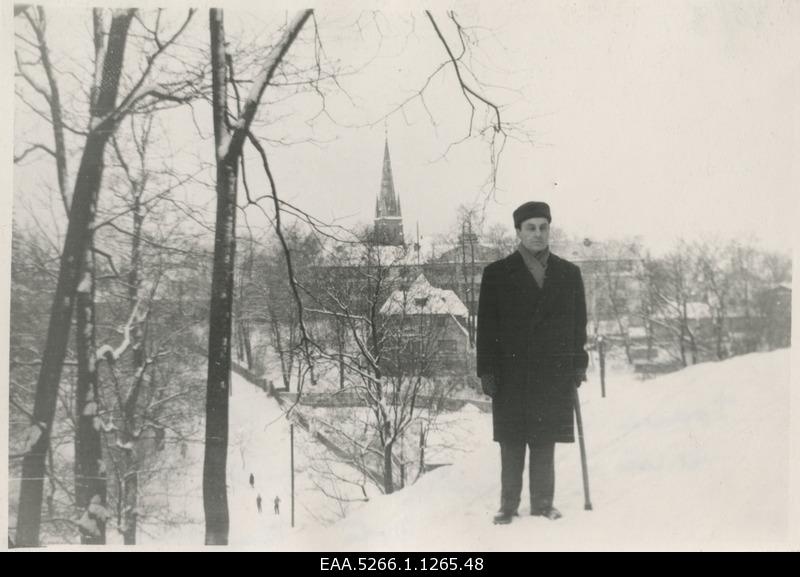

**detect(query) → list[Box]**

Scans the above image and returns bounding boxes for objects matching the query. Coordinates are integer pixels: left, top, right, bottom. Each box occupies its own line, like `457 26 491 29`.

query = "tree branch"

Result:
222 10 313 160
13 143 56 163
109 9 196 122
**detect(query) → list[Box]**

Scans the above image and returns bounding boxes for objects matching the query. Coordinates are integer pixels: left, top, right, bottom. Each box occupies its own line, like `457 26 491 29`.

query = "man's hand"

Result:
481 374 497 398
572 372 587 388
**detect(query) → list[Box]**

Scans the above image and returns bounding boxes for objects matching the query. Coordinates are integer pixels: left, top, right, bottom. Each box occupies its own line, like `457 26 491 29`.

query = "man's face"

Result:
516 217 550 252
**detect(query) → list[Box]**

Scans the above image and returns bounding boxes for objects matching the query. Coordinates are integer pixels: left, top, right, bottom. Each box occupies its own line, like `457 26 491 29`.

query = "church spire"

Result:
377 137 400 218
373 134 404 245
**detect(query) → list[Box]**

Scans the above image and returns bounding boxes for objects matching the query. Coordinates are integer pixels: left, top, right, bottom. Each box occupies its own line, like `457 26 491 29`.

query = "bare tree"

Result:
455 207 482 347
15 9 136 547
692 240 734 361
14 5 107 545
593 239 642 364
297 233 464 494
203 8 313 545
14 6 196 546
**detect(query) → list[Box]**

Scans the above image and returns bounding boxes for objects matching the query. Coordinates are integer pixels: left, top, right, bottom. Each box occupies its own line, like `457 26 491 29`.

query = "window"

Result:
415 297 428 307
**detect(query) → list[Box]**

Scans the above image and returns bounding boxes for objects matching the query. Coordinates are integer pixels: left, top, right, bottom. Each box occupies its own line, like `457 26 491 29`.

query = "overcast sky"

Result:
6 0 799 256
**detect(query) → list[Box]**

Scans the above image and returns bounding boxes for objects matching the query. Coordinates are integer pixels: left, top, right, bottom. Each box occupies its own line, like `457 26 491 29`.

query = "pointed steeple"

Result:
373 134 404 246
377 138 400 218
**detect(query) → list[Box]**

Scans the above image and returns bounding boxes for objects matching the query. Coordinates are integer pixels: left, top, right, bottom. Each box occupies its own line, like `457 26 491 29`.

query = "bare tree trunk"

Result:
269 308 292 390
615 317 633 364
239 320 253 371
339 349 345 390
678 317 687 367
121 328 144 546
383 441 395 495
122 180 145 545
237 239 255 370
22 7 70 212
122 451 138 544
714 311 725 360
203 8 312 544
204 10 235 544
24 4 106 546
235 321 246 364
75 246 106 544
16 10 135 547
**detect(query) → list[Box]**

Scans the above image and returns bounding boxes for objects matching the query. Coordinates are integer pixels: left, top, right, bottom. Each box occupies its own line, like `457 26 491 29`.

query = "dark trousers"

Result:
499 440 555 514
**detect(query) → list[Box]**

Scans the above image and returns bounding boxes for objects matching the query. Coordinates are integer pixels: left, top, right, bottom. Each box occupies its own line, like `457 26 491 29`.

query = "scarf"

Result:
517 243 550 289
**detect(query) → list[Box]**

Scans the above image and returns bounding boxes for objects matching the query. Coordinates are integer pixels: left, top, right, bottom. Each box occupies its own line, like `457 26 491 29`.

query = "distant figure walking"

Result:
256 494 262 514
249 473 255 488
274 495 281 515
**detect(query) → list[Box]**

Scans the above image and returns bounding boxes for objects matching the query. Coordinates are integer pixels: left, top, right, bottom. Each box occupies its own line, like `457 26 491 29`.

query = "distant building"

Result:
379 274 472 375
371 137 405 247
758 282 791 349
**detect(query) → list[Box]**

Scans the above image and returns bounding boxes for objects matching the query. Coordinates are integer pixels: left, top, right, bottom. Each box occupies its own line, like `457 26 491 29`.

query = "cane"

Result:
572 385 593 511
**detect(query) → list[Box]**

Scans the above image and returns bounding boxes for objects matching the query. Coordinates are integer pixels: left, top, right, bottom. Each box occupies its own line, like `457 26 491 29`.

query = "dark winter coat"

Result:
476 251 589 443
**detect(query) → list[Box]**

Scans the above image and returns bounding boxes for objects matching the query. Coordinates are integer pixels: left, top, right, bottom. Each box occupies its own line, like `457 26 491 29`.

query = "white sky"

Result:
5 0 799 257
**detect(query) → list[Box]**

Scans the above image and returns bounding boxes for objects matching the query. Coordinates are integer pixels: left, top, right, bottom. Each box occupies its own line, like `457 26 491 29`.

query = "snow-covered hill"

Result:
267 349 793 551
148 349 793 551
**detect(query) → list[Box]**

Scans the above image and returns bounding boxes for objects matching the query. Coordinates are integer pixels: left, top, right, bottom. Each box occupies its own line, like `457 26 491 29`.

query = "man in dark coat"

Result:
477 201 588 525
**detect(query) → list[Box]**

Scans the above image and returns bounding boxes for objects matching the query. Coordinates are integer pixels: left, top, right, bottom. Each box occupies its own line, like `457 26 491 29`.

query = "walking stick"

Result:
573 385 593 511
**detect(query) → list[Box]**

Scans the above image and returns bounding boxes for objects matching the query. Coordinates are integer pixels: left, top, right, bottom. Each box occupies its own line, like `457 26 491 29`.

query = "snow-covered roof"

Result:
654 301 712 320
428 243 507 265
319 241 421 268
380 274 469 317
629 326 647 339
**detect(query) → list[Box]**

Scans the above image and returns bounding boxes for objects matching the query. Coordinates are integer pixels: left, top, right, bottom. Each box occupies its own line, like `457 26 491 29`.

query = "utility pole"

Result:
419 423 425 475
598 336 606 398
290 423 295 528
400 430 405 489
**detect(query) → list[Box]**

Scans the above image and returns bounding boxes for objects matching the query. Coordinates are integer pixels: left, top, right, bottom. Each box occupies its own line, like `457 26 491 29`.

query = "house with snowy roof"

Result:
378 274 473 375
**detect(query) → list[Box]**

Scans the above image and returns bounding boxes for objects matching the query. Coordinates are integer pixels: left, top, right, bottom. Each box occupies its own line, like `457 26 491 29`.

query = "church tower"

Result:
373 136 404 246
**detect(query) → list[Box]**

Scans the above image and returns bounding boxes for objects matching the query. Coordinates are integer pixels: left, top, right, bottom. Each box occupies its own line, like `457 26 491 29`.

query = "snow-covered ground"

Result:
269 349 794 551
140 348 794 551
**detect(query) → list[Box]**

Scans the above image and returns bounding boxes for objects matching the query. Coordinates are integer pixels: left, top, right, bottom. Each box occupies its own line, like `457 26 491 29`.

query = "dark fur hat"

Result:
513 201 551 228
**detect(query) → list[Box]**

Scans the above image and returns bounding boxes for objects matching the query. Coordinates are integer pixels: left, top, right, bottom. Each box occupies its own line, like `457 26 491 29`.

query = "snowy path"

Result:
226 381 295 546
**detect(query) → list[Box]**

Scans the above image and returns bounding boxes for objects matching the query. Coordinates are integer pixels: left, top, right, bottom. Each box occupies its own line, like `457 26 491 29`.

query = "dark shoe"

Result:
493 510 518 525
531 506 562 520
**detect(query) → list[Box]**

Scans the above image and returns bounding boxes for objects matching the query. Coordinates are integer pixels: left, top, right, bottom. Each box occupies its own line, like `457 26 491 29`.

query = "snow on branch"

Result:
95 299 143 364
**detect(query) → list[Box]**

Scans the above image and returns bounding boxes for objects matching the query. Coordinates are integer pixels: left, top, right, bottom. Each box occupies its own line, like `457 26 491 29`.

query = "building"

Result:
757 282 791 349
372 136 405 247
379 274 472 375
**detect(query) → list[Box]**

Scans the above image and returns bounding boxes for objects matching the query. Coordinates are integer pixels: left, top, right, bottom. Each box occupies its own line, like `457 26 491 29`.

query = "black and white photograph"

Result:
3 0 798 551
